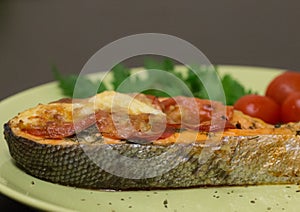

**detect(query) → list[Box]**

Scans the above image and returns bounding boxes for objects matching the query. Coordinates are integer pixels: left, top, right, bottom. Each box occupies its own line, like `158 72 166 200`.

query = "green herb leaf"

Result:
111 64 131 90
221 74 253 105
52 65 77 97
52 58 255 105
52 65 107 98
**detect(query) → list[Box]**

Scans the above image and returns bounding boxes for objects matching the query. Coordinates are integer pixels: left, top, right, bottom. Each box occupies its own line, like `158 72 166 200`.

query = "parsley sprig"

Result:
52 58 254 105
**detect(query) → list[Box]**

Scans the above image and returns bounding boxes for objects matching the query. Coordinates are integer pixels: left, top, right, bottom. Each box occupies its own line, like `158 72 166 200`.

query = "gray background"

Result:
0 0 299 210
1 0 300 100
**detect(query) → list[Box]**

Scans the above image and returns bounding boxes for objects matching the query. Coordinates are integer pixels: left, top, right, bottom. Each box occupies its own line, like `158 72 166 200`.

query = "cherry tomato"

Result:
233 94 280 124
281 92 300 123
266 71 300 105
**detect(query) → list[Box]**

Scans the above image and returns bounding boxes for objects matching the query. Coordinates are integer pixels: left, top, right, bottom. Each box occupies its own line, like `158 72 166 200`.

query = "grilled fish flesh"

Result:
3 91 300 190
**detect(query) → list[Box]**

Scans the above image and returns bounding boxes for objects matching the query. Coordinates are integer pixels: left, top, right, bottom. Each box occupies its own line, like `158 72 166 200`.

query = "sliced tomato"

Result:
23 122 75 138
23 95 234 139
96 111 170 141
23 112 101 139
130 93 163 111
161 96 234 131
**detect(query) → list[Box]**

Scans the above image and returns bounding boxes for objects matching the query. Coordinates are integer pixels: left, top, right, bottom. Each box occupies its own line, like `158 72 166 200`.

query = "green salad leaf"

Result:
221 74 254 105
52 65 107 98
52 58 255 105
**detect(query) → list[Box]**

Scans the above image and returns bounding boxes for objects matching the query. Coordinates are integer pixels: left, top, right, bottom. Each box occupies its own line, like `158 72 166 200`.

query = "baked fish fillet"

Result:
3 91 300 190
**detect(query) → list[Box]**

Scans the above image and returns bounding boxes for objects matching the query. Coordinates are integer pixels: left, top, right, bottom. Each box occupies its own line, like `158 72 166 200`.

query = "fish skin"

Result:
4 123 300 190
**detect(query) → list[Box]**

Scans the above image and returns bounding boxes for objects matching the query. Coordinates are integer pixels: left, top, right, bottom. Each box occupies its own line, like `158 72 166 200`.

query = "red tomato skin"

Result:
234 94 280 124
281 92 300 123
266 71 300 105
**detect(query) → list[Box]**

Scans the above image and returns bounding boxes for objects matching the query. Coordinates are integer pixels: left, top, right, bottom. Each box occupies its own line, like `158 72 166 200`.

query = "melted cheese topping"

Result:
89 91 164 116
9 91 299 145
10 108 299 145
11 91 165 132
12 103 74 126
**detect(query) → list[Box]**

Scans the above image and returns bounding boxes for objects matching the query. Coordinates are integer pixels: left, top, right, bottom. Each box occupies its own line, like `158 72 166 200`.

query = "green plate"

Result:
1 65 299 212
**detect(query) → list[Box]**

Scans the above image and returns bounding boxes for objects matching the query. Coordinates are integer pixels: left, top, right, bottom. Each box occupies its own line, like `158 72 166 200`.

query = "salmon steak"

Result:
3 91 300 190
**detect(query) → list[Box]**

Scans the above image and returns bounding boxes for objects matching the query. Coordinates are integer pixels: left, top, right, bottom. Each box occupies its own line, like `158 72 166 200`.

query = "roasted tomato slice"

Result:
22 112 101 139
96 111 171 141
161 96 234 131
21 95 234 139
20 95 167 140
130 93 163 111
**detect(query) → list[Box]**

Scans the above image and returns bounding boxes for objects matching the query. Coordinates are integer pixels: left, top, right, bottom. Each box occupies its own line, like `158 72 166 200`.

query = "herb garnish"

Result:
52 58 254 105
